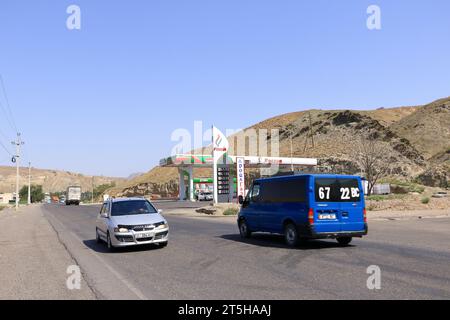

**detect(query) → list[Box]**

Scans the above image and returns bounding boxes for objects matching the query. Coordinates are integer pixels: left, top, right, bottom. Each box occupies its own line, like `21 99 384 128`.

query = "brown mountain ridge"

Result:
0 166 125 194
110 97 450 197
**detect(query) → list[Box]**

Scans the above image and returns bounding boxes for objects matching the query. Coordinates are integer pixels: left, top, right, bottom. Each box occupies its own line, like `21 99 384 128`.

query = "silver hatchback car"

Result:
95 198 169 251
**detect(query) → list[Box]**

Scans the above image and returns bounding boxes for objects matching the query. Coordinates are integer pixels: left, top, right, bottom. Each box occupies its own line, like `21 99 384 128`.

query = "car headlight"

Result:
114 227 129 233
155 222 168 229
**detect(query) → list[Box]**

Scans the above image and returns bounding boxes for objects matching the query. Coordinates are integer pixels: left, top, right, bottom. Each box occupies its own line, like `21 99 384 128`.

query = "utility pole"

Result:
28 162 31 205
303 111 315 152
11 133 24 211
286 126 295 173
91 176 94 204
290 134 294 173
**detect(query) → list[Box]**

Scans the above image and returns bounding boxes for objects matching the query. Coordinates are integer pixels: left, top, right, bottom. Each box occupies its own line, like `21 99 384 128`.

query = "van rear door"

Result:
338 178 365 232
313 177 342 233
313 177 365 234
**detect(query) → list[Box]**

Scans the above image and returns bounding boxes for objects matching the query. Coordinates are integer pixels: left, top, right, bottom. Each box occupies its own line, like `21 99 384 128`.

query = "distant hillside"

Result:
109 97 450 197
0 166 125 194
390 97 450 159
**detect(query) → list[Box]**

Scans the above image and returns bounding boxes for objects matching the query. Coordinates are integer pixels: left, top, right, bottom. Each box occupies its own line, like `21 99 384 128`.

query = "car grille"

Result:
119 225 155 232
115 235 134 243
136 237 154 242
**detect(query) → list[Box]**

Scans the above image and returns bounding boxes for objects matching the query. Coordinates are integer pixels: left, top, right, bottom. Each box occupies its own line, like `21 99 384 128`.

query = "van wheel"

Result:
239 220 251 239
284 223 299 247
337 237 352 246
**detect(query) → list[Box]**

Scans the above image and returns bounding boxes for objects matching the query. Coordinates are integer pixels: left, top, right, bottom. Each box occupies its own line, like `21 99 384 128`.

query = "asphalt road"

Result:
43 203 450 300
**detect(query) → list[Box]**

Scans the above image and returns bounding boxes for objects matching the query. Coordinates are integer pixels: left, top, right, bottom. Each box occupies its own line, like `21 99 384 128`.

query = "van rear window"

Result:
315 178 361 202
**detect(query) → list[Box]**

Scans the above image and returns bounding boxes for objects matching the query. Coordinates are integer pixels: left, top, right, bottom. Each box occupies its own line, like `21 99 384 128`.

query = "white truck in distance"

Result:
66 186 82 205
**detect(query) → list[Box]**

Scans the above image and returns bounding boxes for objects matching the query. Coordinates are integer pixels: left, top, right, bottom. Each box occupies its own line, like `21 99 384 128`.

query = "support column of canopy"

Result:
178 168 186 201
178 167 195 202
188 166 194 202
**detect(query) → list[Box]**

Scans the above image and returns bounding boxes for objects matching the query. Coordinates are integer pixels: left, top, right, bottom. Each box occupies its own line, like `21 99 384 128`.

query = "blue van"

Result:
237 174 368 247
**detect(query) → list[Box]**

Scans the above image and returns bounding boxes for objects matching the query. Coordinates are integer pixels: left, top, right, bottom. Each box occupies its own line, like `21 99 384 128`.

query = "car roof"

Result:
106 197 149 204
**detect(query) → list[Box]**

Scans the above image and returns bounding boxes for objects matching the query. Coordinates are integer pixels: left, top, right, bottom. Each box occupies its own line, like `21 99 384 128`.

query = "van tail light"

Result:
363 208 367 223
308 208 315 225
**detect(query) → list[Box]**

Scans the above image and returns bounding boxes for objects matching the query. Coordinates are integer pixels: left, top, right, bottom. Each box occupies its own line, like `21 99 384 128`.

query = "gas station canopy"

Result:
159 154 318 202
160 154 318 168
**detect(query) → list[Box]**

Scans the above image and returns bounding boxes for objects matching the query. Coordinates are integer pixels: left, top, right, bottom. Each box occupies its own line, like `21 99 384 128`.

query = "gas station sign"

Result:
236 157 245 200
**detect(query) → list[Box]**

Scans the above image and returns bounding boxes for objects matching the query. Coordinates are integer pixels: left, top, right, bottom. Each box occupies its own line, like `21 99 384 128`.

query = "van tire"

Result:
284 223 299 247
337 237 352 246
239 219 251 239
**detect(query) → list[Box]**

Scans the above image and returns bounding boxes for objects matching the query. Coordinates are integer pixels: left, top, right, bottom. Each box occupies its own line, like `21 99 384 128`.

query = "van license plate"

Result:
319 214 336 220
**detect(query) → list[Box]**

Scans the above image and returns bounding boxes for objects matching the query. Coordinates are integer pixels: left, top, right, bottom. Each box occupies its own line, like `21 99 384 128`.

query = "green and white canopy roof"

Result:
160 154 317 168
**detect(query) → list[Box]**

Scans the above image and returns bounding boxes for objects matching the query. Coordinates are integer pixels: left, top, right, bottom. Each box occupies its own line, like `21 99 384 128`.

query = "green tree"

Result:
19 185 45 203
81 191 93 202
93 182 116 200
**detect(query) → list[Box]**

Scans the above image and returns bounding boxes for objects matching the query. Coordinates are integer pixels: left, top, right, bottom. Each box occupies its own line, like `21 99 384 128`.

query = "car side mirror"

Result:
158 209 163 214
238 196 244 205
101 213 109 218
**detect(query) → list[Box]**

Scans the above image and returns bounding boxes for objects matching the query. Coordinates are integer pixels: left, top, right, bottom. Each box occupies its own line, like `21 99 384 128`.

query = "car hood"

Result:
110 213 165 226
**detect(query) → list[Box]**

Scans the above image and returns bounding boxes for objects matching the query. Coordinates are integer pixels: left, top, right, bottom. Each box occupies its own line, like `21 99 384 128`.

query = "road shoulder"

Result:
0 205 95 300
43 205 151 300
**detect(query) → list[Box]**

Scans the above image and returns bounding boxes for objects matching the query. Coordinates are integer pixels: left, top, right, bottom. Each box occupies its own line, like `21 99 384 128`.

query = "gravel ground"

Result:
0 205 96 300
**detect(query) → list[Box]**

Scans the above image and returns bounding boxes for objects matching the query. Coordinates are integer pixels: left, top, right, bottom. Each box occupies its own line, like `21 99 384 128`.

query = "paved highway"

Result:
43 203 450 300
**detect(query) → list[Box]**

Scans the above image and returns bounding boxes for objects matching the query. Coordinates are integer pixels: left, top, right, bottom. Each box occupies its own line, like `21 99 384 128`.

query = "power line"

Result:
0 98 16 134
0 125 9 138
0 139 12 156
0 74 19 134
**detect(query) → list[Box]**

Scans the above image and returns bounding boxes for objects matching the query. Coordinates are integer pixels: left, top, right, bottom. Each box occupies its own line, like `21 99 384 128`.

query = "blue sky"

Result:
0 0 449 177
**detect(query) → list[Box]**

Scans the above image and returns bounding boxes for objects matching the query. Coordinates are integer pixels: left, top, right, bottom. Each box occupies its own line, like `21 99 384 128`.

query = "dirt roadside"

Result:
0 205 96 300
164 205 450 222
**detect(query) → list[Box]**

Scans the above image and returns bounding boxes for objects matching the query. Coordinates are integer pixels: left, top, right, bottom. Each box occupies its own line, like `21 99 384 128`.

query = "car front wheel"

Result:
96 228 102 243
107 233 115 251
158 242 168 248
239 220 251 239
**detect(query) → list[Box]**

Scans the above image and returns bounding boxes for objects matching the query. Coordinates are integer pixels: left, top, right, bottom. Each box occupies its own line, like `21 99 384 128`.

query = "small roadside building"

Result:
0 193 14 205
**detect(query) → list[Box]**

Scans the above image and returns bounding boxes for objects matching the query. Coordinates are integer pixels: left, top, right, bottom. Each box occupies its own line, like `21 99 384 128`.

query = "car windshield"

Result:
111 200 157 216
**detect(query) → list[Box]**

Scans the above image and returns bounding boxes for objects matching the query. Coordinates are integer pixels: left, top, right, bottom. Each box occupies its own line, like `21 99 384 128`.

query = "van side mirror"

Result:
101 213 109 219
158 209 163 214
238 195 244 205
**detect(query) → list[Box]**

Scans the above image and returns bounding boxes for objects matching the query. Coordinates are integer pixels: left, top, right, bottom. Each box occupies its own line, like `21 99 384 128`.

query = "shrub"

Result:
366 195 386 202
366 194 407 202
381 178 425 194
223 207 239 216
421 197 430 204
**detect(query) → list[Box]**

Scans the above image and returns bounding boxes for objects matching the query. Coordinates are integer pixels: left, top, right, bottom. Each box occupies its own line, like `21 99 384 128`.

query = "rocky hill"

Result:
0 166 125 194
390 97 450 159
110 97 450 197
